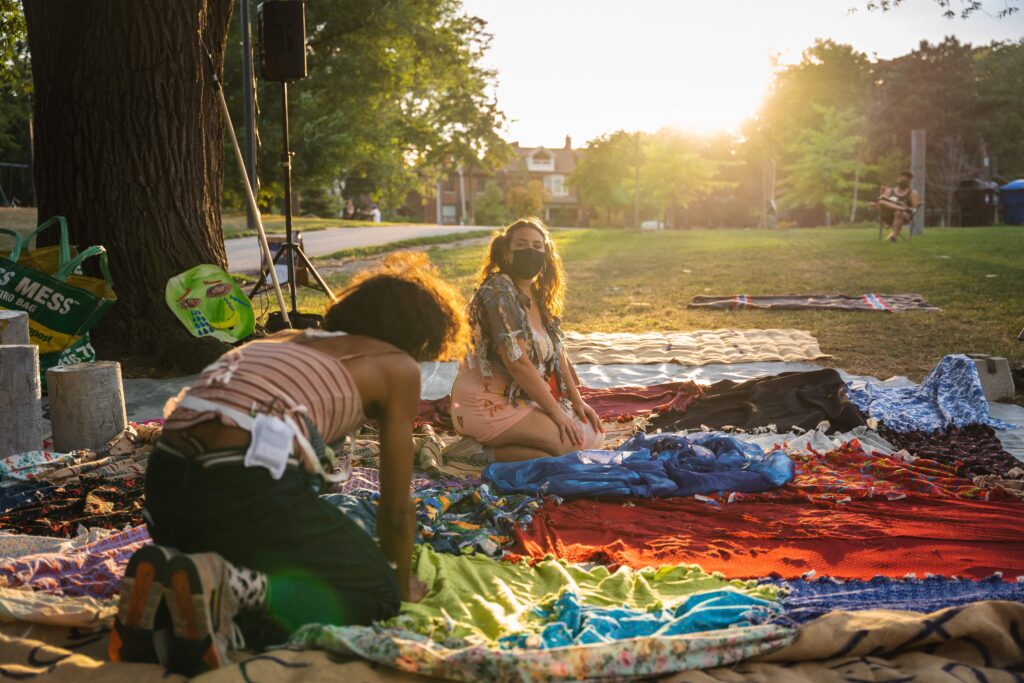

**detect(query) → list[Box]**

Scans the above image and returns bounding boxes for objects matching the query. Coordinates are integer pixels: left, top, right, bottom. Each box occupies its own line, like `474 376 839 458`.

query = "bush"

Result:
300 186 341 217
473 181 511 226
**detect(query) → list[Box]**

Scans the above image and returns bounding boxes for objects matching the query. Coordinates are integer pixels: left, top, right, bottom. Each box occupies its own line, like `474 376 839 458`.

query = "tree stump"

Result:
0 310 30 345
47 361 127 452
0 344 43 457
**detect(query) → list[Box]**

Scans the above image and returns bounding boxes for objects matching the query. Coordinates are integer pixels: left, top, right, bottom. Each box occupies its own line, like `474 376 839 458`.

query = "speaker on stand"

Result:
251 0 336 331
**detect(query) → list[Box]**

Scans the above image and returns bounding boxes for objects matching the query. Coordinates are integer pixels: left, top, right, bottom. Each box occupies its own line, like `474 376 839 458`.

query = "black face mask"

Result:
897 178 910 189
509 248 546 280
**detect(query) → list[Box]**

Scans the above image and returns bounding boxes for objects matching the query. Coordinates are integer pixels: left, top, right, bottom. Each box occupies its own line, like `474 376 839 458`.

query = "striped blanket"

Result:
689 293 940 312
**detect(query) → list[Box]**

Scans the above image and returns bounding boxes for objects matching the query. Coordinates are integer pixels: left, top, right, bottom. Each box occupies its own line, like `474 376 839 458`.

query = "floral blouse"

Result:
464 273 570 407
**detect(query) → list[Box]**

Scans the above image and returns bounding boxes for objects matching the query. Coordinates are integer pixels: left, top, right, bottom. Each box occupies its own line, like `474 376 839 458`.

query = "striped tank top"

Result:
164 331 365 446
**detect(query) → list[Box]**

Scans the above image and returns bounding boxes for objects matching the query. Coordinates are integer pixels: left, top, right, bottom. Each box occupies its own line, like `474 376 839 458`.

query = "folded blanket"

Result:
688 293 941 312
561 329 828 364
846 354 1017 433
484 432 794 499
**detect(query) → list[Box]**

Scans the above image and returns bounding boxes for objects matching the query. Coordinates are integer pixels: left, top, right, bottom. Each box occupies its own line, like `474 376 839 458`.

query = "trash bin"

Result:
999 179 1024 226
954 178 1000 226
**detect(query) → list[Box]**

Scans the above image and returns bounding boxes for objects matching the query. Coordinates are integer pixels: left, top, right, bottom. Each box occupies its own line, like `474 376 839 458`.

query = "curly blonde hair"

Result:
477 216 566 318
325 252 469 361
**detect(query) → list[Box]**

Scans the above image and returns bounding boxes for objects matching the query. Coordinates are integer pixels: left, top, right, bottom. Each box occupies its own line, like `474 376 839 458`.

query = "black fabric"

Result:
646 370 867 434
144 443 400 648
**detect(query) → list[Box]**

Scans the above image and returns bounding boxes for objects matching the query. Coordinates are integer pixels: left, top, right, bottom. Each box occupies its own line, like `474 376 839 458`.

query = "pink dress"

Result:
451 318 603 449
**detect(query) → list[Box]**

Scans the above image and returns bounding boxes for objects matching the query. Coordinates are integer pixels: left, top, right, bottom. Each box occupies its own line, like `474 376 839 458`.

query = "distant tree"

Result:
931 135 974 226
640 130 723 228
973 39 1024 178
473 180 510 226
781 105 870 226
860 0 1018 18
505 180 546 219
569 132 633 226
225 0 510 213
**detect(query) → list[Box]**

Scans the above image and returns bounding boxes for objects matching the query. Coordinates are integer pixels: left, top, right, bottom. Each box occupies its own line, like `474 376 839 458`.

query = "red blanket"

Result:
513 497 1024 580
416 381 703 430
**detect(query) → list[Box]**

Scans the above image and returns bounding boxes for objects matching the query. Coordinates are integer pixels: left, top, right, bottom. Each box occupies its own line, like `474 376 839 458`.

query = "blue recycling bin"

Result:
1000 179 1024 225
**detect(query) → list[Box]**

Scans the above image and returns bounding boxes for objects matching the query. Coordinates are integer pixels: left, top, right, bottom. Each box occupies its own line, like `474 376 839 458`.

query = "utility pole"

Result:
633 131 641 229
911 129 926 236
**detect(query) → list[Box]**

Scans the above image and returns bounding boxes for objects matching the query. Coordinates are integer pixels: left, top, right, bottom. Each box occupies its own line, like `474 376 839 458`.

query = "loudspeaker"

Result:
257 1 307 82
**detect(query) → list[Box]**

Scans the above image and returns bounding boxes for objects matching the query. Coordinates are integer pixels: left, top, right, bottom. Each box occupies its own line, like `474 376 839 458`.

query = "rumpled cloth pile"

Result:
846 353 1017 433
484 432 794 499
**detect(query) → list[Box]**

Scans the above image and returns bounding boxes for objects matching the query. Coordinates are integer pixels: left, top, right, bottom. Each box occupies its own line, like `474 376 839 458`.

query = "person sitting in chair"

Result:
877 170 920 242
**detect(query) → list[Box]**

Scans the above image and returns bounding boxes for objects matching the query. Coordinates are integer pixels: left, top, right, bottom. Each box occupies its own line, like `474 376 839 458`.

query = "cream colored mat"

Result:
563 329 829 365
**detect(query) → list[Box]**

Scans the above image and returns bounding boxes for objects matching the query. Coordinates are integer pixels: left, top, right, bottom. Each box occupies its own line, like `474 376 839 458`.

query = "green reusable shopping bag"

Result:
0 221 116 381
165 264 254 343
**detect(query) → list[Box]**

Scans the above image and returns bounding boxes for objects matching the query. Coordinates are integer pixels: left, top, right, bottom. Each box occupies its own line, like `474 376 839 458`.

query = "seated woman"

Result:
110 254 467 675
447 217 604 464
878 169 920 241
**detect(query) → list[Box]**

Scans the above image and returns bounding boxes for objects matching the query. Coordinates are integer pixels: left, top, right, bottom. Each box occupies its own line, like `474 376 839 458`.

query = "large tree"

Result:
23 0 234 369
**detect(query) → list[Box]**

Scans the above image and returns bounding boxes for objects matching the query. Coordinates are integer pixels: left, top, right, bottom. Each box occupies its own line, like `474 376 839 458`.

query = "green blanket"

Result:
394 545 780 643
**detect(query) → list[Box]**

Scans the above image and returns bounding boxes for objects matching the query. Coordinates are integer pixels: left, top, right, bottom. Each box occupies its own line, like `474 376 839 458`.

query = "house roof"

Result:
512 143 579 175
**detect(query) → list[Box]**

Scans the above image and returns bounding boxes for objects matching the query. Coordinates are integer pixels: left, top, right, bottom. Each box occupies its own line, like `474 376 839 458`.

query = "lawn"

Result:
269 225 1024 385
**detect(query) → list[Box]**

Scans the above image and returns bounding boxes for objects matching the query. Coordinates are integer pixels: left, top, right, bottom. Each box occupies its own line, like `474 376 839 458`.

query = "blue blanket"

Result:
499 589 780 649
483 432 794 499
772 575 1024 624
846 354 1018 433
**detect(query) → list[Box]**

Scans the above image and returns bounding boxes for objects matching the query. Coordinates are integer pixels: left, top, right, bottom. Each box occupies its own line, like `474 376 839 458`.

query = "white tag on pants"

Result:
244 413 293 480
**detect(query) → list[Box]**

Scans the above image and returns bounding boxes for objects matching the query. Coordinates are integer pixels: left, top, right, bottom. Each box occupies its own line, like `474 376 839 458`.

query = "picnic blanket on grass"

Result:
688 293 941 312
562 329 828 365
514 496 1024 580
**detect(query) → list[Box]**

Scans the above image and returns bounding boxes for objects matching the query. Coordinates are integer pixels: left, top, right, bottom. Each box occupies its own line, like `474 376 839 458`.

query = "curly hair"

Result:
477 216 566 318
323 252 469 361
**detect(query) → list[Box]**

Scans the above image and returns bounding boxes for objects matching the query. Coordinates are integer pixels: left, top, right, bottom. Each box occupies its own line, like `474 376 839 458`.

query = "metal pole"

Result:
458 164 467 224
26 116 35 206
435 180 442 224
911 129 926 236
281 81 297 314
240 0 259 231
214 72 290 327
633 132 641 229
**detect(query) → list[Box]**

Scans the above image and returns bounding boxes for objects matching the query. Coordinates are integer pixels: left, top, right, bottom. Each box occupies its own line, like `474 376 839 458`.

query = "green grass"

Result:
262 225 1024 385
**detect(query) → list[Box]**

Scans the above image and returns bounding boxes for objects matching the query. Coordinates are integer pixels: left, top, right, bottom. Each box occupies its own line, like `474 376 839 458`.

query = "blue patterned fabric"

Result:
771 575 1024 624
498 589 781 649
483 432 794 499
846 354 1018 433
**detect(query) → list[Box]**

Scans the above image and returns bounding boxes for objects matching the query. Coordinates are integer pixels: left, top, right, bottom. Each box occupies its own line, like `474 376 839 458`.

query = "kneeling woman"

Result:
111 254 467 674
448 217 604 463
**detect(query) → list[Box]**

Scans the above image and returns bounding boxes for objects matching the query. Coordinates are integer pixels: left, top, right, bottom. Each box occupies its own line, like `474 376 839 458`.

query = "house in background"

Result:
404 136 583 226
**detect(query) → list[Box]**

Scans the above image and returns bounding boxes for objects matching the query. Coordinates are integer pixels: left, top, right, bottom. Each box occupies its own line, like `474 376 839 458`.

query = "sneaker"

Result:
109 545 178 664
163 553 242 675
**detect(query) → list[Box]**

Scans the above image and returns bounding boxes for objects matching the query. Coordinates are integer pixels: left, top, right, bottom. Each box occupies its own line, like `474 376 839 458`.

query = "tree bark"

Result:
23 0 234 371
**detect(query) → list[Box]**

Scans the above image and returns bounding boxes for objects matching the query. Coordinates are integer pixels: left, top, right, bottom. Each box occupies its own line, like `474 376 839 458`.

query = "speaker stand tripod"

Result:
250 81 336 331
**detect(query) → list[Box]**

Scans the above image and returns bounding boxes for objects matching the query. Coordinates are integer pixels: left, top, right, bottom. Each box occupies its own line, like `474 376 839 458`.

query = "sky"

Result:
462 0 1024 147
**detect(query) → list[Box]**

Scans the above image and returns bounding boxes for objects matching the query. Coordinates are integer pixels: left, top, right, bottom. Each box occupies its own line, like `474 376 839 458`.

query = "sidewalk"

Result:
225 224 490 272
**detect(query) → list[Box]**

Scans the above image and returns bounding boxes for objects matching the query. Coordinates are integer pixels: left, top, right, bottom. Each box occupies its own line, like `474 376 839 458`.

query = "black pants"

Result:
144 442 400 646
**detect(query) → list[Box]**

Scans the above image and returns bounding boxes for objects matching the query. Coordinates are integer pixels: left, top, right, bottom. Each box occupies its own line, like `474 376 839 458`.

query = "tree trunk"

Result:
23 0 234 372
849 164 860 223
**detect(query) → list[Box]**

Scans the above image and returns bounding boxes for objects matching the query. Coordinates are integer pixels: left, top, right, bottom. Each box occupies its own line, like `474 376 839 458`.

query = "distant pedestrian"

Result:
877 170 920 242
341 199 356 220
370 203 382 223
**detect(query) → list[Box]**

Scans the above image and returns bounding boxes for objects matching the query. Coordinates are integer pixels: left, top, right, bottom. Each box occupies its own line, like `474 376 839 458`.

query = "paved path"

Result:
226 224 489 272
